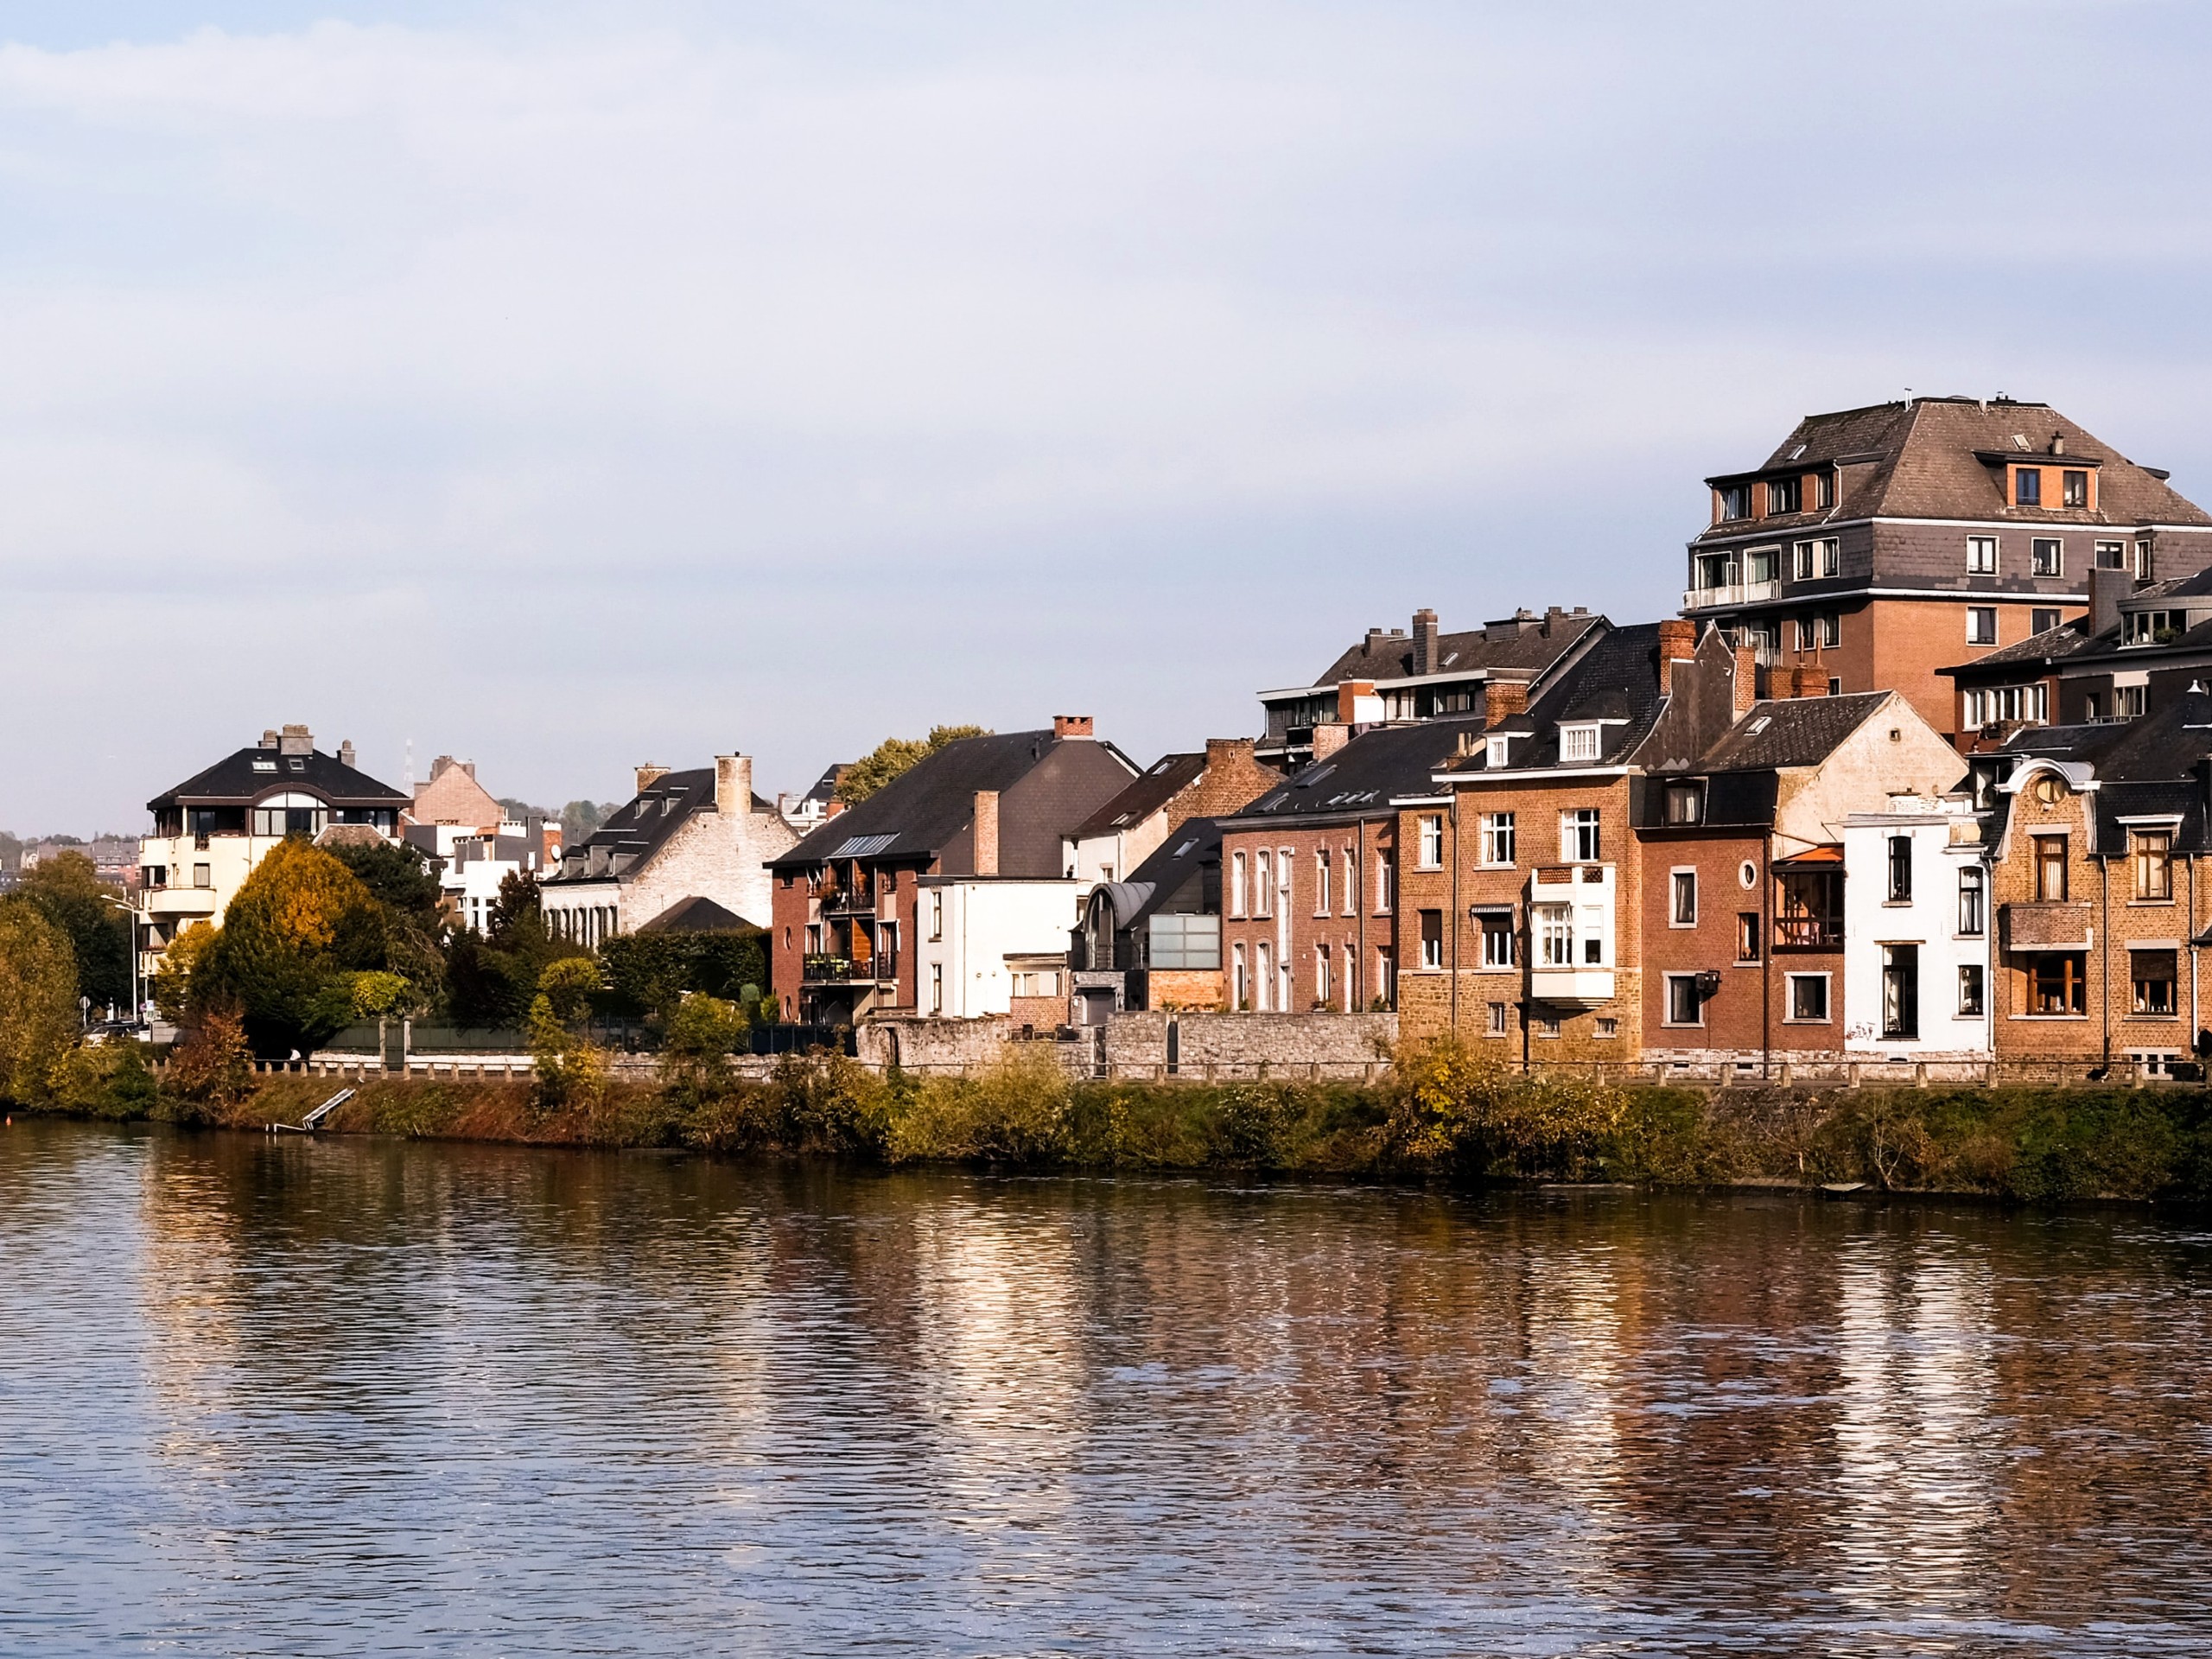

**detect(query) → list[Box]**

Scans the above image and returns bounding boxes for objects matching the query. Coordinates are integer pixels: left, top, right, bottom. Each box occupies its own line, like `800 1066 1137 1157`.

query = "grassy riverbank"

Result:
19 1037 2212 1204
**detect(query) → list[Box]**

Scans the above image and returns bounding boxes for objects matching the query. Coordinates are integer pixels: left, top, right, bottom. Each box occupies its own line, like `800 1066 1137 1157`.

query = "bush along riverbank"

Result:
16 1029 2212 1205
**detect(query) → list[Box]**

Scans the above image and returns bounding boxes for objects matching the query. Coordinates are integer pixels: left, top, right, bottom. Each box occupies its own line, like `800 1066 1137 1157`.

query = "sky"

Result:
6 1 2212 832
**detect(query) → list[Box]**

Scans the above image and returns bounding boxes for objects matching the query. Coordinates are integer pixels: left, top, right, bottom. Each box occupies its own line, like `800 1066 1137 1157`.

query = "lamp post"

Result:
96 893 142 1030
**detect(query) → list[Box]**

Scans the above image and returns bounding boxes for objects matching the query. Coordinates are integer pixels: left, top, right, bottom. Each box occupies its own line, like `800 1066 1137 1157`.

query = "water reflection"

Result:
1 1124 2209 1656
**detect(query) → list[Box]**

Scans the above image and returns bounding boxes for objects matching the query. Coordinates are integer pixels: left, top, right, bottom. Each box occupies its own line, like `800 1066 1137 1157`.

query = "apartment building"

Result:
1838 792 1993 1063
1685 396 2212 740
1070 817 1226 1017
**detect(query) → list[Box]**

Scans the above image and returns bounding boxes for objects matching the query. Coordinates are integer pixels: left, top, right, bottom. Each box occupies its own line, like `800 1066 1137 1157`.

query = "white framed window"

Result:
1670 869 1697 927
1967 607 1998 645
2113 684 2146 718
1962 684 2048 727
928 890 944 941
1792 538 1815 580
930 963 944 1014
1230 852 1247 917
1418 910 1443 970
2136 539 2155 580
1595 1016 1619 1039
1784 973 1830 1023
1342 845 1357 915
1313 946 1330 1007
1232 943 1249 1009
1485 734 1510 768
1479 910 1515 969
1480 812 1516 867
1313 850 1331 917
1967 535 1998 575
1416 815 1444 869
1957 963 1985 1016
1486 1001 1509 1036
2031 537 2063 576
1376 850 1395 913
1536 904 1573 967
1560 724 1601 763
2095 539 2126 569
1255 942 1272 1011
1820 537 1839 575
1561 808 1601 862
1663 974 1702 1027
1254 850 1272 916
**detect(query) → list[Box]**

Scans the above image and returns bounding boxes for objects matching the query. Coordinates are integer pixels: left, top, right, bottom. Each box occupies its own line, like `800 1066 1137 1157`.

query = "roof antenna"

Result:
1903 386 1912 404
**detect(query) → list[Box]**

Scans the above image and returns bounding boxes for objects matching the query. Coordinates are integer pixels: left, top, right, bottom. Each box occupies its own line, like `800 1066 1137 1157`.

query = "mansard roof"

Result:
149 745 408 811
1301 608 1600 690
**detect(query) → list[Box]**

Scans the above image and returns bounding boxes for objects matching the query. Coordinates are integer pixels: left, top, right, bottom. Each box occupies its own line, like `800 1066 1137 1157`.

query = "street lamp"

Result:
95 893 142 1030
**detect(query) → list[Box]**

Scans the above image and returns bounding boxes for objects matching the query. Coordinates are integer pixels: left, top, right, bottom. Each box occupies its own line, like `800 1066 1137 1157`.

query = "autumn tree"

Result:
325 837 447 1010
194 841 390 1056
833 725 991 805
0 903 78 1104
12 850 130 1013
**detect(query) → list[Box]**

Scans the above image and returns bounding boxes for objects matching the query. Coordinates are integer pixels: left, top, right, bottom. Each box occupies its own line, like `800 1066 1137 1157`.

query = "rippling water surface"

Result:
3 1121 2210 1655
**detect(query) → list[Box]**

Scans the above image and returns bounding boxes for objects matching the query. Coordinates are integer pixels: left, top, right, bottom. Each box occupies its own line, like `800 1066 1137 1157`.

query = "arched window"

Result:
1255 942 1272 1011
250 791 328 838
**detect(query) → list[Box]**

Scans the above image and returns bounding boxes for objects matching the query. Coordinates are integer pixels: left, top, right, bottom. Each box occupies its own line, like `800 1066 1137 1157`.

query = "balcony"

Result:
1772 914 1843 950
804 954 898 984
818 885 878 916
1529 967 1616 1008
1681 579 1783 612
143 887 219 918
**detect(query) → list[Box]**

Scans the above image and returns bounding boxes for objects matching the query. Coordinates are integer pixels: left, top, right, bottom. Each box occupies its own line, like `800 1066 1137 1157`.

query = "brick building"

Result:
1063 736 1281 885
1684 396 2212 741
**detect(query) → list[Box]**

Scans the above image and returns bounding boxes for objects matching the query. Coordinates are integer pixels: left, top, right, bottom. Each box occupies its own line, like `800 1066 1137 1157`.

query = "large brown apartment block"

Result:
1685 396 2212 742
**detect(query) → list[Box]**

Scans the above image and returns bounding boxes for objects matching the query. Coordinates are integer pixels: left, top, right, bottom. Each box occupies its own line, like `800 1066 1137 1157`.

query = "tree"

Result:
194 841 390 1056
326 838 442 926
600 929 767 1024
529 956 607 1114
149 920 217 1025
834 725 991 805
12 850 130 1013
559 800 619 841
0 903 78 1104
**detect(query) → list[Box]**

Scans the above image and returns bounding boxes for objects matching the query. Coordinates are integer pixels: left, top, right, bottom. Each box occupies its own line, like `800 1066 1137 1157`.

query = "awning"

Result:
1773 844 1844 869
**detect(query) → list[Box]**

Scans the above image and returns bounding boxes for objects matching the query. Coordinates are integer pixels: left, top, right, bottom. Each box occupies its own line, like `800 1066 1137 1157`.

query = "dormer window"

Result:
1486 734 1510 768
1765 476 1801 515
1560 724 1601 763
2015 467 2043 506
2063 470 2088 508
1664 784 1703 824
1717 485 1751 522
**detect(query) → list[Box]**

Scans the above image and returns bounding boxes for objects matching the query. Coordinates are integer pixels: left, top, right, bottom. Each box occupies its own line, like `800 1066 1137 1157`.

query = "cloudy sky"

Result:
6 1 2211 831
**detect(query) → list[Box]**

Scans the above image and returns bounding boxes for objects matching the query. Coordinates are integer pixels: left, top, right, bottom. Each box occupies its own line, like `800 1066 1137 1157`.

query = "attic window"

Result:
1299 764 1337 789
1112 812 1135 827
1789 442 1807 461
1745 715 1772 735
1172 838 1198 858
1150 760 1172 774
1442 652 1459 667
1486 734 1510 768
1559 724 1601 763
252 759 277 772
288 758 305 772
2012 434 2031 452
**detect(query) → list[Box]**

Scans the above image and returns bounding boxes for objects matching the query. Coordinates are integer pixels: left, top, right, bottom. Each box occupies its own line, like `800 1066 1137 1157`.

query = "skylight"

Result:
829 833 898 858
1173 838 1198 858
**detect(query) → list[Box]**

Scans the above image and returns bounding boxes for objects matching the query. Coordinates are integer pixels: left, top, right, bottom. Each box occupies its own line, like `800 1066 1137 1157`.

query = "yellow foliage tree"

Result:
0 903 80 1105
194 840 388 1055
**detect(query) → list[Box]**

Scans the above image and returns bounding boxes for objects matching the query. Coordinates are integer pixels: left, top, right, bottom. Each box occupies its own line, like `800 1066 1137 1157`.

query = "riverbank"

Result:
21 1039 2212 1203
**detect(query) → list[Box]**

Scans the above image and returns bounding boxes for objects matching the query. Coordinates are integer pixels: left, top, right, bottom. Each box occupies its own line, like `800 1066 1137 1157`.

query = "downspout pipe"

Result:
1450 793 1461 1033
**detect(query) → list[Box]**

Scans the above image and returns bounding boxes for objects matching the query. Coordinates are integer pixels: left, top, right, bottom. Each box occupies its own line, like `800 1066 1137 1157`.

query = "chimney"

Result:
1732 641 1759 720
715 753 753 816
1204 736 1256 772
1053 715 1094 740
1542 605 1567 637
1484 678 1529 728
1656 618 1697 694
1363 626 1390 657
1794 665 1829 698
2091 564 2128 639
1312 723 1351 761
825 798 846 819
429 754 454 781
339 740 357 770
1412 607 1440 675
972 790 1000 875
635 763 670 795
2050 434 2065 455
279 723 314 757
1335 679 1375 723
261 728 279 749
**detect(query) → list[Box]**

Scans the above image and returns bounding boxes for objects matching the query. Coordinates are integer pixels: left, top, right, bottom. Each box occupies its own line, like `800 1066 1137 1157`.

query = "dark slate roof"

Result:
1692 693 1891 772
637 895 757 934
796 763 847 806
772 731 1132 870
1946 615 2106 675
1069 753 1205 840
1302 610 1600 688
1100 817 1223 931
1695 397 2209 542
546 767 715 885
1227 717 1489 823
149 745 409 811
1441 622 1669 774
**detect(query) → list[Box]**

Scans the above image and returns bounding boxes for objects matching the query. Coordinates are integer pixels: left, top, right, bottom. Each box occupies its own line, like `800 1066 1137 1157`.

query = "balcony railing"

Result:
1681 578 1783 611
818 885 877 915
1772 914 1843 949
803 954 898 984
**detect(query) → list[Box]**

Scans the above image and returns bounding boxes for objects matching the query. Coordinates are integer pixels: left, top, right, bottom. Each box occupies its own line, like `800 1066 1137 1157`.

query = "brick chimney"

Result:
1794 665 1829 699
1335 679 1375 723
261 728 279 749
339 740 356 770
1312 723 1351 761
825 798 846 819
715 753 753 815
972 790 1000 875
1484 678 1529 728
279 723 314 757
1205 737 1256 771
1053 715 1093 739
635 764 670 795
1732 642 1759 720
1412 607 1440 675
1656 618 1696 695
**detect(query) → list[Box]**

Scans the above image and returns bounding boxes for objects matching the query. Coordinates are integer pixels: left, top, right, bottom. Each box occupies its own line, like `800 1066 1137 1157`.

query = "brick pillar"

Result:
1484 679 1529 728
972 791 1000 875
1656 617 1696 694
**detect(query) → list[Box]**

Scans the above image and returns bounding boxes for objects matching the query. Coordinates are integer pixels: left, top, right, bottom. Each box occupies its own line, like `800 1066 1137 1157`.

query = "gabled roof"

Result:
1096 817 1224 931
1069 753 1206 840
1692 692 1893 772
149 746 409 811
547 767 716 884
1946 616 2106 675
1697 397 2209 537
1444 622 1669 774
1297 610 1600 690
637 895 757 934
1228 717 1490 823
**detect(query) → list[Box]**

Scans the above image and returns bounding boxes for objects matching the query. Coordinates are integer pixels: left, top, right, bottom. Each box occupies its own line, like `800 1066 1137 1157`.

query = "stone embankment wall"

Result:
859 1011 1398 1080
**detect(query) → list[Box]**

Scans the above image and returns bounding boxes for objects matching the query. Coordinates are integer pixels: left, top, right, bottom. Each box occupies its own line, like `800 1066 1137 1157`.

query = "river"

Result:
1 1120 2208 1656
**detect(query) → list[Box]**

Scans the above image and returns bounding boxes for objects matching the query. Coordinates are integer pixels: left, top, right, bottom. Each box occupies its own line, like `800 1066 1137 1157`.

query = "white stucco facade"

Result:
913 877 1086 1019
1840 793 1993 1058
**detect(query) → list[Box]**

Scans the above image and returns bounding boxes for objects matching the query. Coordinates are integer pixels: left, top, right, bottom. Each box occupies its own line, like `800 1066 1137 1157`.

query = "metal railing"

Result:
1772 915 1844 949
803 954 897 983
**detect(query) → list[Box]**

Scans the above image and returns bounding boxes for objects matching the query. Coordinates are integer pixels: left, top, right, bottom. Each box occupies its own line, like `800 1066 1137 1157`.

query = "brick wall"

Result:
1219 816 1395 1014
1987 772 2103 1063
1173 740 1284 830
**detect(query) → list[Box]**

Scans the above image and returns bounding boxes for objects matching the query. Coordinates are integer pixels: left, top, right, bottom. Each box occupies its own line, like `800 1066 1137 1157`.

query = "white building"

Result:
912 875 1087 1019
1840 791 1992 1059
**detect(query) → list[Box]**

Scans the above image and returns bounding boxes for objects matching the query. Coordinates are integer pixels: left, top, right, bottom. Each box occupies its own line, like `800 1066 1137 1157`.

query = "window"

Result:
1147 913 1220 970
1718 484 1751 521
1786 974 1830 1022
2086 691 2105 721
1560 724 1601 763
2015 467 2042 506
1957 867 1985 937
1775 868 1844 947
1886 834 1913 903
1737 912 1761 962
929 891 944 941
2029 952 2086 1016
1796 536 1839 577
1376 946 1395 1007
1793 539 1815 580
1665 974 1703 1027
1671 870 1697 926
1416 816 1444 870
1815 613 1840 649
2113 684 2146 719
1314 947 1331 1007
1486 734 1510 768
2096 539 2126 569
194 863 213 888
1746 546 1779 584
806 924 822 954
1814 474 1834 510
1233 943 1249 1009
1958 964 1985 1017
2063 470 2088 508
1480 812 1516 867
1595 1017 1619 1039
930 963 944 1014
2136 539 2154 580
1967 535 1998 575
1254 851 1272 916
1376 851 1395 913
1230 852 1247 917
1562 809 1601 862
2032 537 2063 576
2031 607 2060 635
1881 944 1919 1039
1343 845 1357 915
1419 909 1443 970
2033 835 2068 902
1535 1012 1561 1038
1961 684 2048 727
1664 785 1701 825
1827 677 1842 696
1820 536 1839 575
1486 1001 1509 1036
1766 476 1801 514
1480 912 1516 969
2133 950 2178 1016
1536 904 1573 968
2134 830 2173 900
1967 607 1998 645
1314 851 1331 916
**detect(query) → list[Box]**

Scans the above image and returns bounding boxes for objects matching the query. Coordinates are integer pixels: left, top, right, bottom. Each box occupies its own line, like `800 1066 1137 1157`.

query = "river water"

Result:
2 1121 2209 1656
